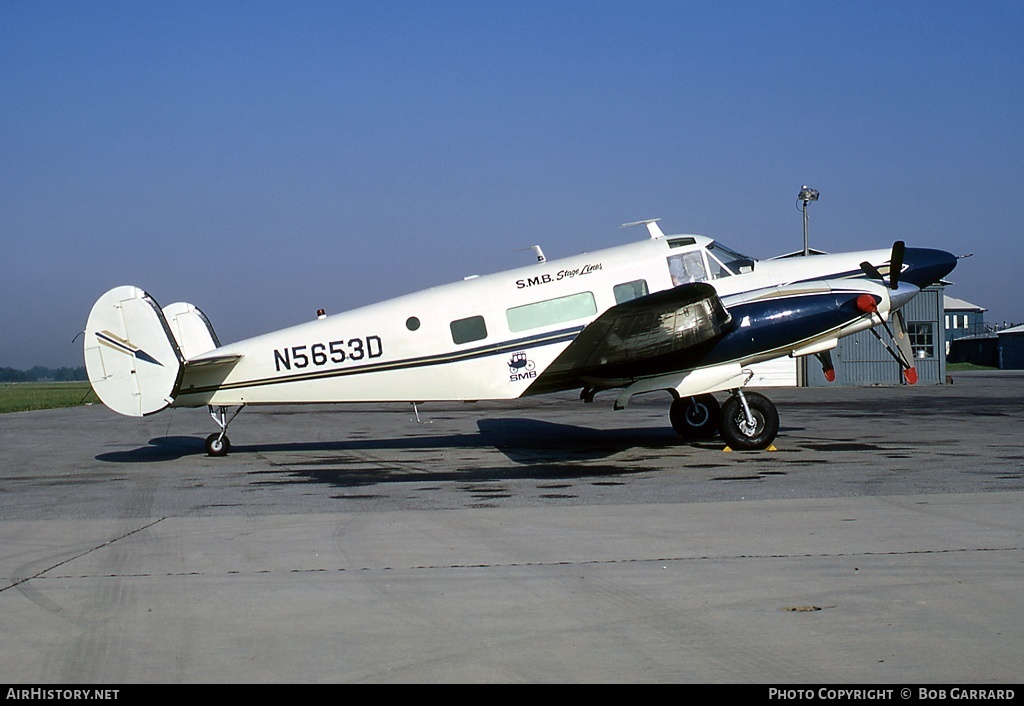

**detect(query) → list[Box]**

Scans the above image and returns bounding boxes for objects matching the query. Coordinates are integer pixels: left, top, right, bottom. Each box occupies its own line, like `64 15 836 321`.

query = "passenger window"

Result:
450 315 487 345
506 292 597 333
667 252 707 285
613 279 649 304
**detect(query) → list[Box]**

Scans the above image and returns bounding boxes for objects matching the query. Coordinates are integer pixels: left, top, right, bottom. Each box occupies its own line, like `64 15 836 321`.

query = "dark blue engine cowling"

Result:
705 290 871 367
583 288 875 382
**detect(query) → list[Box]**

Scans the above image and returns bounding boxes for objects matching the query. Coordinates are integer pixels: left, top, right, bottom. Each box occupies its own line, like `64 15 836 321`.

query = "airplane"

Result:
83 219 957 455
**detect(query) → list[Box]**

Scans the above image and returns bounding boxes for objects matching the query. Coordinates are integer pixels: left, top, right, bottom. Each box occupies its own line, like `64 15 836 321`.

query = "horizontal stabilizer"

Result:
185 353 243 368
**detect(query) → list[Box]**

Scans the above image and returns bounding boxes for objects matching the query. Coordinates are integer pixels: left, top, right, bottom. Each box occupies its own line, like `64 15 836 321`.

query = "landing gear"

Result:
205 433 231 457
205 405 244 457
718 390 779 451
670 394 721 439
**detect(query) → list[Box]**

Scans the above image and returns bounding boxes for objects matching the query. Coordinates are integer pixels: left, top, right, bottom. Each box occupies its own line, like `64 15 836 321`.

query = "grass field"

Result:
0 382 98 414
946 362 999 372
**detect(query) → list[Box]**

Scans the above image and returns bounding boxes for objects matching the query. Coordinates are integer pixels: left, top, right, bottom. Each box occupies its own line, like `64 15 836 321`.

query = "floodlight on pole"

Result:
798 185 819 256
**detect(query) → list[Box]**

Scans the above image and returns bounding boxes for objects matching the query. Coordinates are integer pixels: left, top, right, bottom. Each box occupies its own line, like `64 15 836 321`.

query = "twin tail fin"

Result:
84 286 235 416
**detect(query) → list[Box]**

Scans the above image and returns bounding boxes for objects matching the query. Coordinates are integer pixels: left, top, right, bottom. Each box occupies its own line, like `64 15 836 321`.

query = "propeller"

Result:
858 241 917 383
859 240 905 289
865 306 918 384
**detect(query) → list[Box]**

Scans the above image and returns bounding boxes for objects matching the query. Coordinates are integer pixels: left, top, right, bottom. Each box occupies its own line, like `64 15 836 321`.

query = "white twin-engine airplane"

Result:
84 220 957 456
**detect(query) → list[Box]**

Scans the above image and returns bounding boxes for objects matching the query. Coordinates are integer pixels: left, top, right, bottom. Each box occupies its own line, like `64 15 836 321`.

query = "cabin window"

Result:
667 251 707 285
668 237 697 248
506 292 597 333
613 279 648 304
450 315 488 345
406 317 421 331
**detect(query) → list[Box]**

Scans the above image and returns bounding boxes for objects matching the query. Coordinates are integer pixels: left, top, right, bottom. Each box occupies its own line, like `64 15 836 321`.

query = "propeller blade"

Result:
888 241 905 290
860 260 883 280
892 309 917 384
866 308 919 385
815 350 836 382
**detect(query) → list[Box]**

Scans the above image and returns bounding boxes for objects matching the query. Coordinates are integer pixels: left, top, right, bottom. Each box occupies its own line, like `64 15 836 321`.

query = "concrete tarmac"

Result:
0 370 1021 683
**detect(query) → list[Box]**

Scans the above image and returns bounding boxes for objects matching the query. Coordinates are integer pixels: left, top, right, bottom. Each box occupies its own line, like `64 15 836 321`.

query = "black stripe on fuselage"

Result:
176 325 585 397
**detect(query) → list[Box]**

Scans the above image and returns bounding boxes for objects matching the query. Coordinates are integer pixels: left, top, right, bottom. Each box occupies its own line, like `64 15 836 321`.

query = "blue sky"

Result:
2 1 1022 369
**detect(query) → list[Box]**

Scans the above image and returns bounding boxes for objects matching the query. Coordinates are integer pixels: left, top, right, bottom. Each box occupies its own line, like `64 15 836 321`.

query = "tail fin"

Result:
84 286 185 417
162 301 221 360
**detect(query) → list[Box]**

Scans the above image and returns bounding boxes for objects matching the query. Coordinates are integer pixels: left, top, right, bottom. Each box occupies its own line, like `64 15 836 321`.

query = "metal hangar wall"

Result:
804 284 948 386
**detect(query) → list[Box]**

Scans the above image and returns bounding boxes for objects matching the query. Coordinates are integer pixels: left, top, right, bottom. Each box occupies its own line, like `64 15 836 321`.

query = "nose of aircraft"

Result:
900 247 958 289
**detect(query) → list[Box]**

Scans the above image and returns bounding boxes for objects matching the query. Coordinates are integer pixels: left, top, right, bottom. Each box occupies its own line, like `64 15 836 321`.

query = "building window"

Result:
908 322 935 359
450 315 487 345
613 279 648 304
506 292 597 333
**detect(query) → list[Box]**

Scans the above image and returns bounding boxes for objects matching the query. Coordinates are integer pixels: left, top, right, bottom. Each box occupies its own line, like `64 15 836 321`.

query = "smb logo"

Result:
508 351 537 382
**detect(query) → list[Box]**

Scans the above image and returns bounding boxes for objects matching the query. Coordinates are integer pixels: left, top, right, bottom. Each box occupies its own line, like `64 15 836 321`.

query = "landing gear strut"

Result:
718 390 778 451
205 405 245 456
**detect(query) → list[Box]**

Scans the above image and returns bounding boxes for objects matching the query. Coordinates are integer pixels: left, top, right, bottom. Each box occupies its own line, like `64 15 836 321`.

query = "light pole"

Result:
798 185 819 256
796 185 819 387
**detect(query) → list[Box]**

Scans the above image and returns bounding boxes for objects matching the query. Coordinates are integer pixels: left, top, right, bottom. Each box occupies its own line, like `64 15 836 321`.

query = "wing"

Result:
525 282 733 395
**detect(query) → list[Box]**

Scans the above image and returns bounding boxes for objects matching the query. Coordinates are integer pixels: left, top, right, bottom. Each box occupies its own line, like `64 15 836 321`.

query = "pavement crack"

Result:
1 517 167 596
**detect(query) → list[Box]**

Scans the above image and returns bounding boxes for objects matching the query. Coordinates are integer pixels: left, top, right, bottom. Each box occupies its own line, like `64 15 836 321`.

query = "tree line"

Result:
0 366 87 382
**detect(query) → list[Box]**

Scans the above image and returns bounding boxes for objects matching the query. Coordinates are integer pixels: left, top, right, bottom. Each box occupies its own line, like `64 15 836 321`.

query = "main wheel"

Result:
719 392 779 450
205 433 231 457
670 394 720 439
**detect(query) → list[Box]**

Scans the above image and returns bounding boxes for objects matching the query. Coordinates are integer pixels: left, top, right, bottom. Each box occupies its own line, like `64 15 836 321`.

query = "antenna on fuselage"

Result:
621 219 665 239
516 245 546 262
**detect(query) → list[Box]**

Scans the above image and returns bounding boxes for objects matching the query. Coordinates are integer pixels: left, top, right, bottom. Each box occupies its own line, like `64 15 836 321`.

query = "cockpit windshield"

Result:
705 242 755 277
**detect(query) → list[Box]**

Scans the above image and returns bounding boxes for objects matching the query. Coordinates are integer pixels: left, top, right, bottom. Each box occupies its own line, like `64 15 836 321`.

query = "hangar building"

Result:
997 325 1024 370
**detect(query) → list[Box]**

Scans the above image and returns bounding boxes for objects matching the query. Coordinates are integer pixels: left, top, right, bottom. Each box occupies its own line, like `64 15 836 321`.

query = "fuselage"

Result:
174 232 943 408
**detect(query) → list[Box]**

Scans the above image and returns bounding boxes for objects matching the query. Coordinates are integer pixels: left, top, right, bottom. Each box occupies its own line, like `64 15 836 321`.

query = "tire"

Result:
205 433 231 457
719 392 779 450
670 394 720 439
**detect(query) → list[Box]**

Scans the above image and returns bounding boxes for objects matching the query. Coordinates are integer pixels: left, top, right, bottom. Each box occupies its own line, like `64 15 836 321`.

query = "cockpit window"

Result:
667 251 707 285
706 242 755 277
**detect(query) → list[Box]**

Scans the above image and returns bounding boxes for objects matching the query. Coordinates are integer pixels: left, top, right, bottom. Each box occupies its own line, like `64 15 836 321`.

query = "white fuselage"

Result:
174 234 893 408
